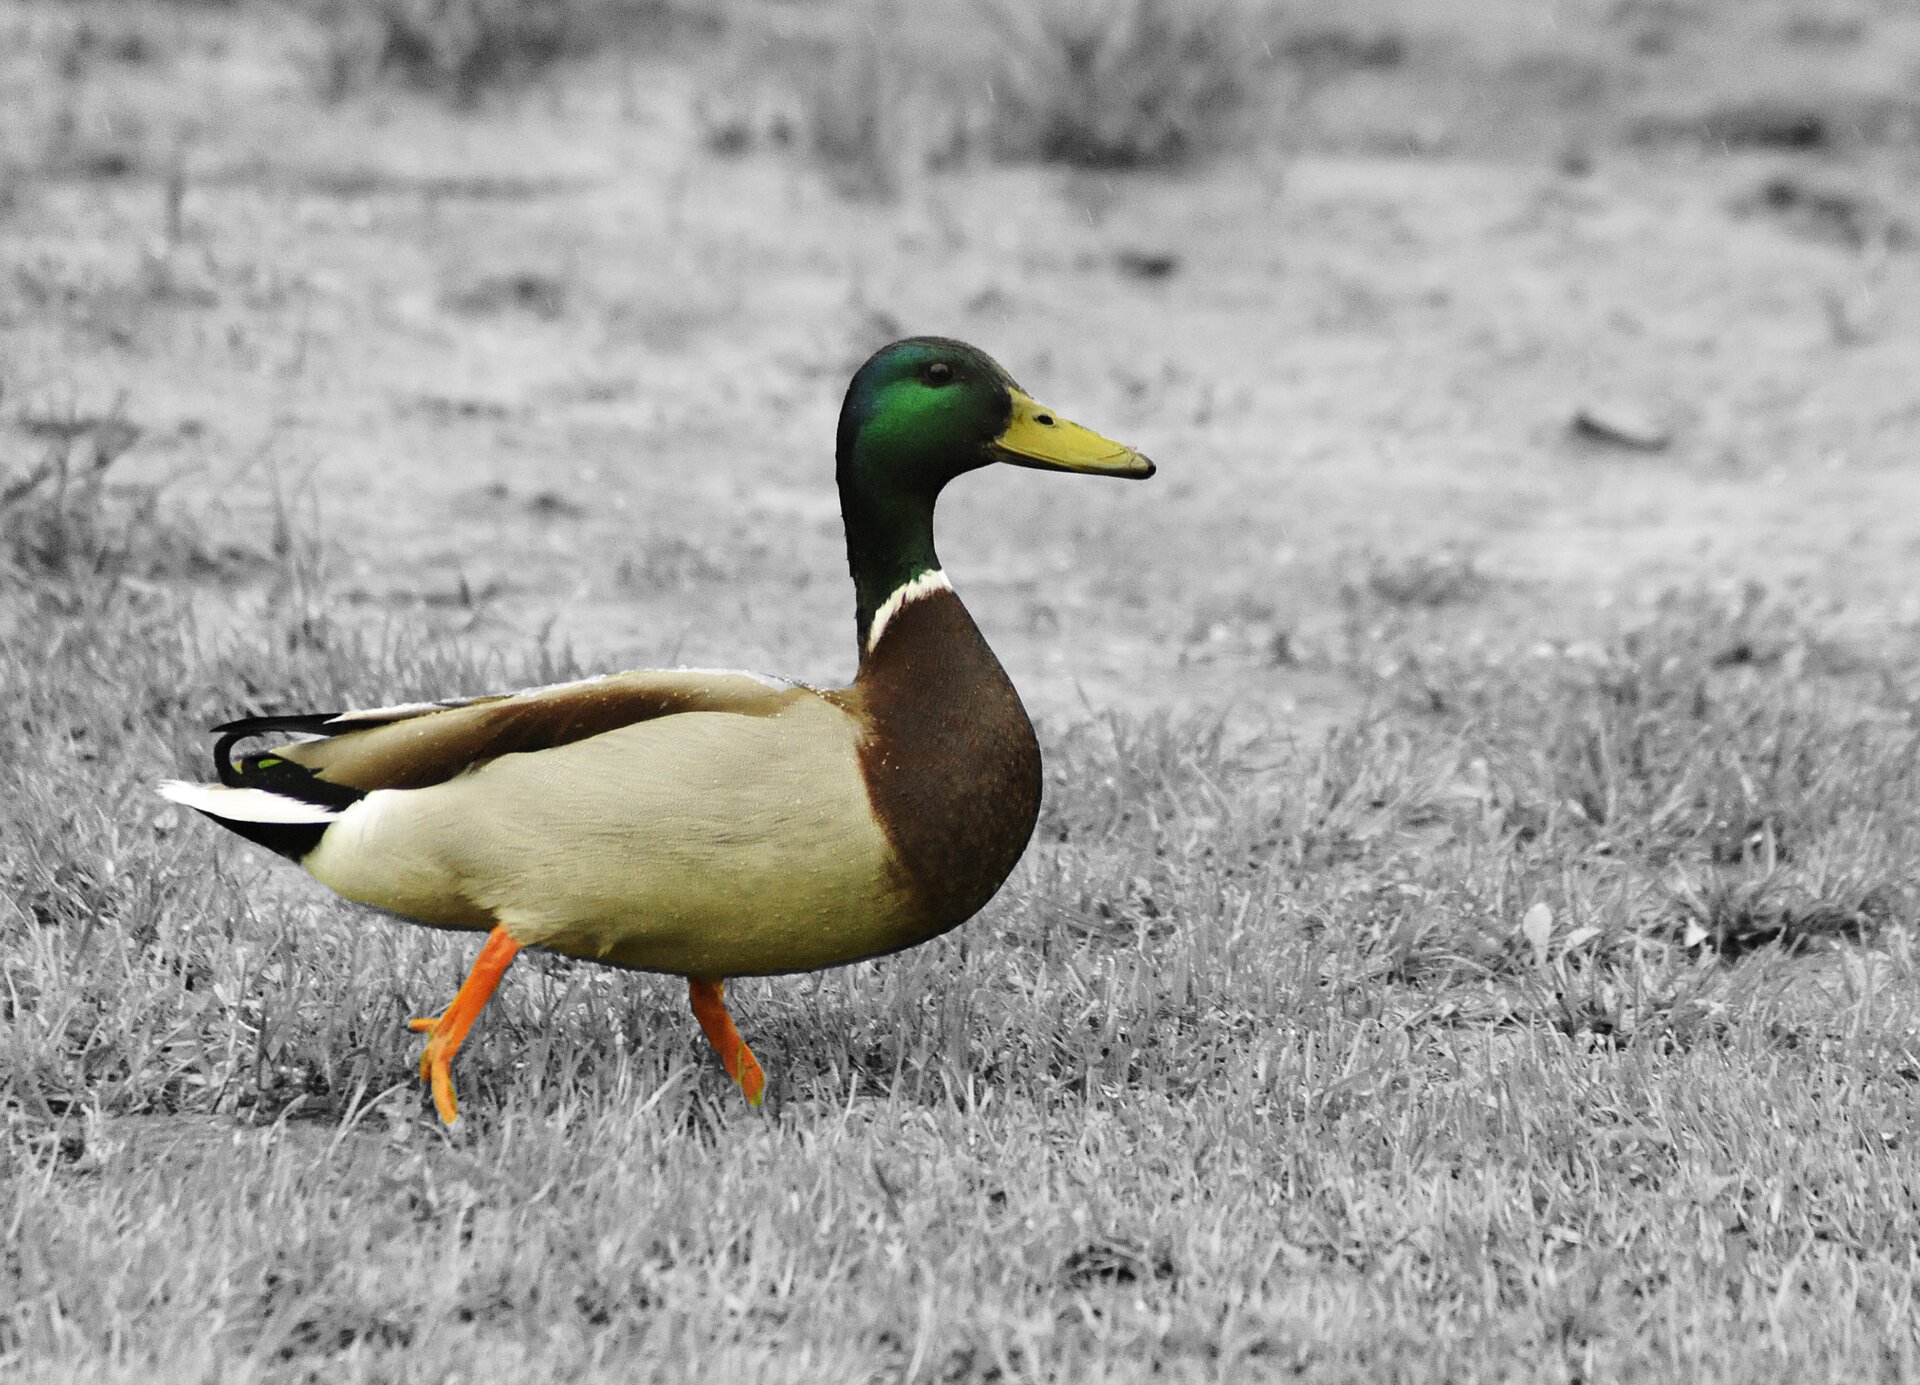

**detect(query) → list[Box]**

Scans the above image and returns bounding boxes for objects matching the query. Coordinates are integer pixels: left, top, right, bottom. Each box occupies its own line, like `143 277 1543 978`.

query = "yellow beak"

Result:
992 390 1155 479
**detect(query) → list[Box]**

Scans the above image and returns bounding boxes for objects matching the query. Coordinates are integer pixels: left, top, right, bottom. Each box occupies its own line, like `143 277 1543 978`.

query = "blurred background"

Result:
4 0 1919 724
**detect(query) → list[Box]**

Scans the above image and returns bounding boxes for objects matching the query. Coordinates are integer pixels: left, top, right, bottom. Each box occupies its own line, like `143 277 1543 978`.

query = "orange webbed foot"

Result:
406 926 521 1125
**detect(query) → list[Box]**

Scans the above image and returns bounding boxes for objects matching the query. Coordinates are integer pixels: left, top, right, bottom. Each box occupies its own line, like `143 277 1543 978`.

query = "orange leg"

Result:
688 978 766 1106
407 925 521 1125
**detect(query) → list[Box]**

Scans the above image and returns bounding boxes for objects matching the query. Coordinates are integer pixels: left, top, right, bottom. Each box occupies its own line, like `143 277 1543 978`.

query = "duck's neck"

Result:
842 482 946 664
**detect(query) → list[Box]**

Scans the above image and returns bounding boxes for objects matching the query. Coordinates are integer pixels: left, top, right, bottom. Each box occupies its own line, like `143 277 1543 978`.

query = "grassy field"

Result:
7 1 1920 1380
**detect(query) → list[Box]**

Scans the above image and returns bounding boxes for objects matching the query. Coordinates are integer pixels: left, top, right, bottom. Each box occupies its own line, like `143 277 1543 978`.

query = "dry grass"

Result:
978 0 1273 169
6 509 1920 1378
309 0 697 106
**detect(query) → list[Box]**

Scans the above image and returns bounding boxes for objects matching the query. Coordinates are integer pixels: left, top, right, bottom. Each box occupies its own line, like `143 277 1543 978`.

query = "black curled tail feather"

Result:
211 712 343 786
169 712 369 862
209 714 365 814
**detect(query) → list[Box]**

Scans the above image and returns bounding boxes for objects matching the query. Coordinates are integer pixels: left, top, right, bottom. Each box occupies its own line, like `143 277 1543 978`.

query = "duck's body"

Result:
216 582 1039 978
297 671 923 977
159 337 1151 1122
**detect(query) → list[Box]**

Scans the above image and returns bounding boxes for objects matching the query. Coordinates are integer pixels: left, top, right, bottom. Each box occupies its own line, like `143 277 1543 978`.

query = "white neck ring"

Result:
866 568 953 653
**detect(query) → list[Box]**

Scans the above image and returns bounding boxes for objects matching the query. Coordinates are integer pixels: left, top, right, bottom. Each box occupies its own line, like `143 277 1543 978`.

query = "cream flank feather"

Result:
161 336 1153 1124
298 687 917 977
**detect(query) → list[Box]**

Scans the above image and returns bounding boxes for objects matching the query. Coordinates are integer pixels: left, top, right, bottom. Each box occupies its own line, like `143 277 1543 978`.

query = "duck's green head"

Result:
834 337 1153 656
836 337 1154 496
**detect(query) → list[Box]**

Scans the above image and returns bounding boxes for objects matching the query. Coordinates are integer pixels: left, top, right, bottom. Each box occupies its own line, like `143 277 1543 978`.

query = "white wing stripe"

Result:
325 702 453 725
157 782 342 824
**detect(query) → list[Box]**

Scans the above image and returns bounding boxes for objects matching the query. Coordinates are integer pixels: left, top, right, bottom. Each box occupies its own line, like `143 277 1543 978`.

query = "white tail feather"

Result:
156 781 342 824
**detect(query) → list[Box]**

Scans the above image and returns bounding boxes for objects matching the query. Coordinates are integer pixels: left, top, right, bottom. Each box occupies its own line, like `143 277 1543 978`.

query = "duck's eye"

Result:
925 362 953 385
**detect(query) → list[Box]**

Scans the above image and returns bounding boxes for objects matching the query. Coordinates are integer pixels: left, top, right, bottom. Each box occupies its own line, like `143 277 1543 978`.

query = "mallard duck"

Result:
160 337 1153 1123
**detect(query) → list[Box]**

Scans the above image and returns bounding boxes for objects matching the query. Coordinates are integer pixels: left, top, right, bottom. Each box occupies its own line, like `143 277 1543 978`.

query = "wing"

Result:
225 668 811 792
161 668 814 859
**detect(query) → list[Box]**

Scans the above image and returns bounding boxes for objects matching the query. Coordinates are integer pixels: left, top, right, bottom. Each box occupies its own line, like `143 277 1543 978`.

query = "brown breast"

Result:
835 587 1042 932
